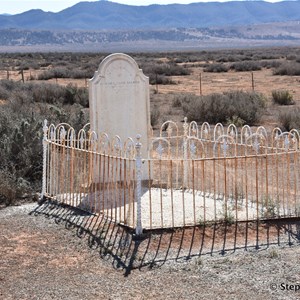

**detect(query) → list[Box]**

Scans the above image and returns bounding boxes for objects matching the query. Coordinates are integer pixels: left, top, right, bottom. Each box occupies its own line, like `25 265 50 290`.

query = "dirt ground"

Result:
1 200 300 300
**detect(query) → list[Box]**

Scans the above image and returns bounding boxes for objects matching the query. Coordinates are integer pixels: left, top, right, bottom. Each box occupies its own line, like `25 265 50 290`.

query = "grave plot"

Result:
40 53 300 233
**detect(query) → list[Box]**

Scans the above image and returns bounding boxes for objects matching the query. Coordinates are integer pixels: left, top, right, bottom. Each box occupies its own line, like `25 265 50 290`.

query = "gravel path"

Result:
1 201 300 300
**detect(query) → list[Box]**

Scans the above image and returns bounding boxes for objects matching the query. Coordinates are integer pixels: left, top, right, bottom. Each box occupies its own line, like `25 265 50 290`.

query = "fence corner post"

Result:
183 117 188 187
135 134 143 236
40 119 48 203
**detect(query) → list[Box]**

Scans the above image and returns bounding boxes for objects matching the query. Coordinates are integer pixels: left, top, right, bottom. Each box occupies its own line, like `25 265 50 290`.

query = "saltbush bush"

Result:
151 106 160 127
0 80 89 206
273 62 300 76
180 90 266 125
259 60 282 69
271 90 294 105
0 80 89 107
279 108 300 131
230 61 261 72
37 67 92 80
140 61 190 85
203 63 229 73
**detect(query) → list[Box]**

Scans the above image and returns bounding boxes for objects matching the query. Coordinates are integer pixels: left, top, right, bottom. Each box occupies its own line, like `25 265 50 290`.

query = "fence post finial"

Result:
135 134 143 236
183 117 188 137
40 119 48 203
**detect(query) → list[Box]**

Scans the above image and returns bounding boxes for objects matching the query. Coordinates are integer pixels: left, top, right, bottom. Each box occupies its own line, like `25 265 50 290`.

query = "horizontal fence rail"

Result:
41 119 300 233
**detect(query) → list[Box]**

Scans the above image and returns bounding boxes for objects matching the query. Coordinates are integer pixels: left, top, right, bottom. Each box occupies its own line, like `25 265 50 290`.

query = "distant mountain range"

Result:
0 1 300 30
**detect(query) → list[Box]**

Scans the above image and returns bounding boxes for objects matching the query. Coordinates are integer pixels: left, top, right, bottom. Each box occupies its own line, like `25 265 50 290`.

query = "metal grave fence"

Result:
41 119 300 234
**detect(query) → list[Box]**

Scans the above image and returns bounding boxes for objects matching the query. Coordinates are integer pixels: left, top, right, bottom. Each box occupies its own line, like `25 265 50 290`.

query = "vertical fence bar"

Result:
181 159 186 227
60 131 66 204
135 134 143 235
106 155 110 218
119 156 122 223
46 129 51 197
224 157 227 220
192 160 196 225
183 117 188 187
202 159 206 224
213 158 217 222
294 151 298 216
287 151 291 216
159 159 163 228
170 159 174 228
132 160 136 227
123 158 127 224
265 154 269 218
234 157 238 222
70 136 74 207
40 120 48 202
255 156 259 220
148 160 153 229
245 155 249 221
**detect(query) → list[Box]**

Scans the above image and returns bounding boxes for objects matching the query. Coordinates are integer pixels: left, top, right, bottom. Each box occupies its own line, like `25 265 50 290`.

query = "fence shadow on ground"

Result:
30 200 300 276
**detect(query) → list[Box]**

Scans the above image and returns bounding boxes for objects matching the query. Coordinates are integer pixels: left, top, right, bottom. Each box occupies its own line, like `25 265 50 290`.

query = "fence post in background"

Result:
199 72 202 96
135 134 143 235
183 117 188 187
251 72 255 91
40 119 48 203
20 69 24 83
6 70 9 80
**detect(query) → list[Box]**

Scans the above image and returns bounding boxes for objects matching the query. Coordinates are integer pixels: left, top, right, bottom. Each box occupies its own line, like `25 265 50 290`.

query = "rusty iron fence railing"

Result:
41 119 300 234
41 121 137 229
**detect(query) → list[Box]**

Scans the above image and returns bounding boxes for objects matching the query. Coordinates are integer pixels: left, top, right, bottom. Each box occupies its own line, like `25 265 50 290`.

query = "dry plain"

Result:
1 50 300 299
1 58 299 131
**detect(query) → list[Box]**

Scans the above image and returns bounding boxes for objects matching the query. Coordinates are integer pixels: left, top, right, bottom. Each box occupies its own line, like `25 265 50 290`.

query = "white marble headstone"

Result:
89 52 150 163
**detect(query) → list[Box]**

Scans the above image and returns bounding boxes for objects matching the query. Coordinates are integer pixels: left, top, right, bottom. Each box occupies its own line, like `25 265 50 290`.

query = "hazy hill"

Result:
0 1 300 30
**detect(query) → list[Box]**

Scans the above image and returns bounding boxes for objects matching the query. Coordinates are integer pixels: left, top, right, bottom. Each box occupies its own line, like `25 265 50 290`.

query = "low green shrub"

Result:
259 60 282 69
273 62 300 76
37 67 92 80
279 108 300 131
272 90 294 105
172 95 183 107
0 112 43 206
142 61 190 76
150 74 175 85
151 105 160 127
230 61 261 72
140 60 190 85
0 80 89 108
0 170 17 206
203 63 229 73
181 90 266 125
0 80 89 206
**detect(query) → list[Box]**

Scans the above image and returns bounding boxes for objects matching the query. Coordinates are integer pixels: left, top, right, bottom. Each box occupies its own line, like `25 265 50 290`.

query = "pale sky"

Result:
0 0 284 15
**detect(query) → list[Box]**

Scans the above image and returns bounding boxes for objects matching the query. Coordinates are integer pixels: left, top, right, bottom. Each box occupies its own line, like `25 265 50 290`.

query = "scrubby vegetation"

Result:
273 62 300 76
37 67 91 80
279 108 300 131
0 80 88 206
230 61 261 72
203 63 229 73
140 60 190 85
150 106 161 127
271 90 294 105
177 91 266 125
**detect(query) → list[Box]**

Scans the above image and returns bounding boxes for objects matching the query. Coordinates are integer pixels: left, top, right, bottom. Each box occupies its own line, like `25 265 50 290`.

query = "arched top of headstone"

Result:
90 53 148 85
